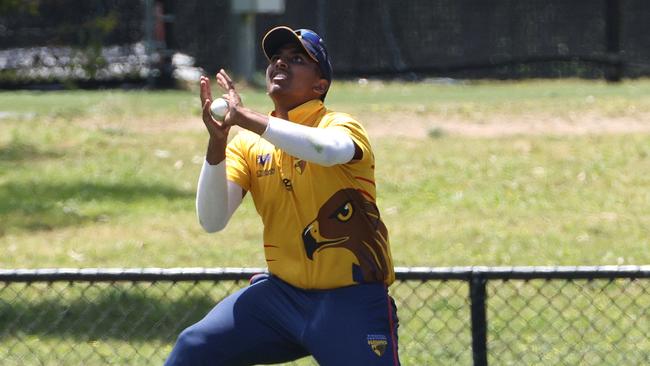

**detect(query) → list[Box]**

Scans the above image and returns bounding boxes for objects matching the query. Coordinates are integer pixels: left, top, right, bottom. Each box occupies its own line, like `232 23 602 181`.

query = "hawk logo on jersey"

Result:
294 159 306 174
301 188 390 283
367 334 388 357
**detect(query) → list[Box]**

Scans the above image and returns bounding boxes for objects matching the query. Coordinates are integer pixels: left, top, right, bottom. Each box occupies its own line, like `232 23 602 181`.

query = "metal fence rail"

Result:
1 266 649 365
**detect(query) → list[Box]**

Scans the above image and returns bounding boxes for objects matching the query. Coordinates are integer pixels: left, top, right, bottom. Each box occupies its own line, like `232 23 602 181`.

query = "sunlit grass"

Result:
1 80 650 267
1 79 650 365
3 78 650 122
2 128 649 268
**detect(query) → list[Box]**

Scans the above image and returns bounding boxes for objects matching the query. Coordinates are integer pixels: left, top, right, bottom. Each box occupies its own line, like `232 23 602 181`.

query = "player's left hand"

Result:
215 69 243 127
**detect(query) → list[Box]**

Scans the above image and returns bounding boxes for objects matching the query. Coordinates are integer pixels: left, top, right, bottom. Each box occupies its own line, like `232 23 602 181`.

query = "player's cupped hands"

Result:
199 75 230 140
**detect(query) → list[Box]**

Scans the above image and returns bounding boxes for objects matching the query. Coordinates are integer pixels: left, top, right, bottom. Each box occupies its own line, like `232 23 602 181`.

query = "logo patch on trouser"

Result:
367 334 388 356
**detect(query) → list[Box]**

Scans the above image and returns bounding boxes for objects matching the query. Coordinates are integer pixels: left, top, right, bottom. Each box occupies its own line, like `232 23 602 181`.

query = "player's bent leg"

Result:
306 283 400 366
164 276 309 366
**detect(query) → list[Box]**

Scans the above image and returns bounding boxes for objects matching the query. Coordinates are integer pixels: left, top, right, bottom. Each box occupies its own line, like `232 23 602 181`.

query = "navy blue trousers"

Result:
164 275 400 365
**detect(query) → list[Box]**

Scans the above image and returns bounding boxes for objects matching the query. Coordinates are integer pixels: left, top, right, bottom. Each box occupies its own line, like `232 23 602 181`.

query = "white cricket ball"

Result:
210 98 229 121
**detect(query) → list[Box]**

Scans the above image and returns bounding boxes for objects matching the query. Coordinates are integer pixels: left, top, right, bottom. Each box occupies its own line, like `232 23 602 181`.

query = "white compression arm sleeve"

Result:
196 159 243 233
262 116 355 166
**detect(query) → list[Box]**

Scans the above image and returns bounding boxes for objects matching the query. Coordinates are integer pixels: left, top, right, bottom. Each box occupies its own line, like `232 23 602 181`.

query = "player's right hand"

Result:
215 69 243 127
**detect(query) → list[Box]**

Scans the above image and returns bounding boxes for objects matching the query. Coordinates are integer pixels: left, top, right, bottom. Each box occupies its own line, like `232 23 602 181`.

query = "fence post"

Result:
143 0 155 88
604 0 623 82
470 272 488 366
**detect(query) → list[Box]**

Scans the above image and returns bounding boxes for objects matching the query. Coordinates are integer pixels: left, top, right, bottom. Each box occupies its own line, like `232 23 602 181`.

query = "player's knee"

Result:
166 326 213 365
179 325 211 351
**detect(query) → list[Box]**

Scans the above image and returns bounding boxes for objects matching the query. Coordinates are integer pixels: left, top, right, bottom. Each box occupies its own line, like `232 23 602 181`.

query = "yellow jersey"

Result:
225 99 394 289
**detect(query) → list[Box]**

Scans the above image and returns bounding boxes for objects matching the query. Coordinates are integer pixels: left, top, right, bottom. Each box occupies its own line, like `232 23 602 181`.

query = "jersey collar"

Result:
282 99 327 127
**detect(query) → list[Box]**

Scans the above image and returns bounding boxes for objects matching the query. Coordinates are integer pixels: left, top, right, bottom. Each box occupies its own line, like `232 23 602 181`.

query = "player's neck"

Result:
272 106 290 120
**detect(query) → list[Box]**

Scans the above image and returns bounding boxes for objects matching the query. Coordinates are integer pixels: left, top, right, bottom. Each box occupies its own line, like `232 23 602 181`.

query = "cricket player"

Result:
165 26 400 365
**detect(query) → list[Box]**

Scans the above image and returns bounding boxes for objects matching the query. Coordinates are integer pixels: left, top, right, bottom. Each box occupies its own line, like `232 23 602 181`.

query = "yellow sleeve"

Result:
225 133 251 191
323 113 373 164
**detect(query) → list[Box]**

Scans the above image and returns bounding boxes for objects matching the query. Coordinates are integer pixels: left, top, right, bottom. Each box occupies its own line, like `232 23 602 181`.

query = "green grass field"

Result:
1 79 650 365
2 79 649 268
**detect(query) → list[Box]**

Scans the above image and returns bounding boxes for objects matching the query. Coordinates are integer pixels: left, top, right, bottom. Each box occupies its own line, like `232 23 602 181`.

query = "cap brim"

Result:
262 26 318 63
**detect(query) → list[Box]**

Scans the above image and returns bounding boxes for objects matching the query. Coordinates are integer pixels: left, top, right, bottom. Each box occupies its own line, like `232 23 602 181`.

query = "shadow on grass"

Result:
0 181 193 233
0 140 62 162
0 286 233 342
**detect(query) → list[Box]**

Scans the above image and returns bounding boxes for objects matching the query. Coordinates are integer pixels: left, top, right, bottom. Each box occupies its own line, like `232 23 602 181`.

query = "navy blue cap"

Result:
262 26 332 82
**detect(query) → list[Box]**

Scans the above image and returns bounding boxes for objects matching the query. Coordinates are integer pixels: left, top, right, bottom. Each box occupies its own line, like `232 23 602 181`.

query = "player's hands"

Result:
199 75 230 141
215 69 243 127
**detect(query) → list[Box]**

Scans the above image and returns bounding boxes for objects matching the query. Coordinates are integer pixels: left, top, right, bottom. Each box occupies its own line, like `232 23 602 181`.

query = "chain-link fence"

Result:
172 0 650 81
1 266 649 365
3 0 650 88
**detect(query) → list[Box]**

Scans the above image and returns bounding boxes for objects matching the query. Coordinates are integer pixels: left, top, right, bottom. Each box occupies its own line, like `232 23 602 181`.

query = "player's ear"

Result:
313 79 329 97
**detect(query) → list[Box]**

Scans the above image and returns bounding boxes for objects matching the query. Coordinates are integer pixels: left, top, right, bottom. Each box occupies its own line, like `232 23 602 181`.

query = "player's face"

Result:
266 43 326 108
